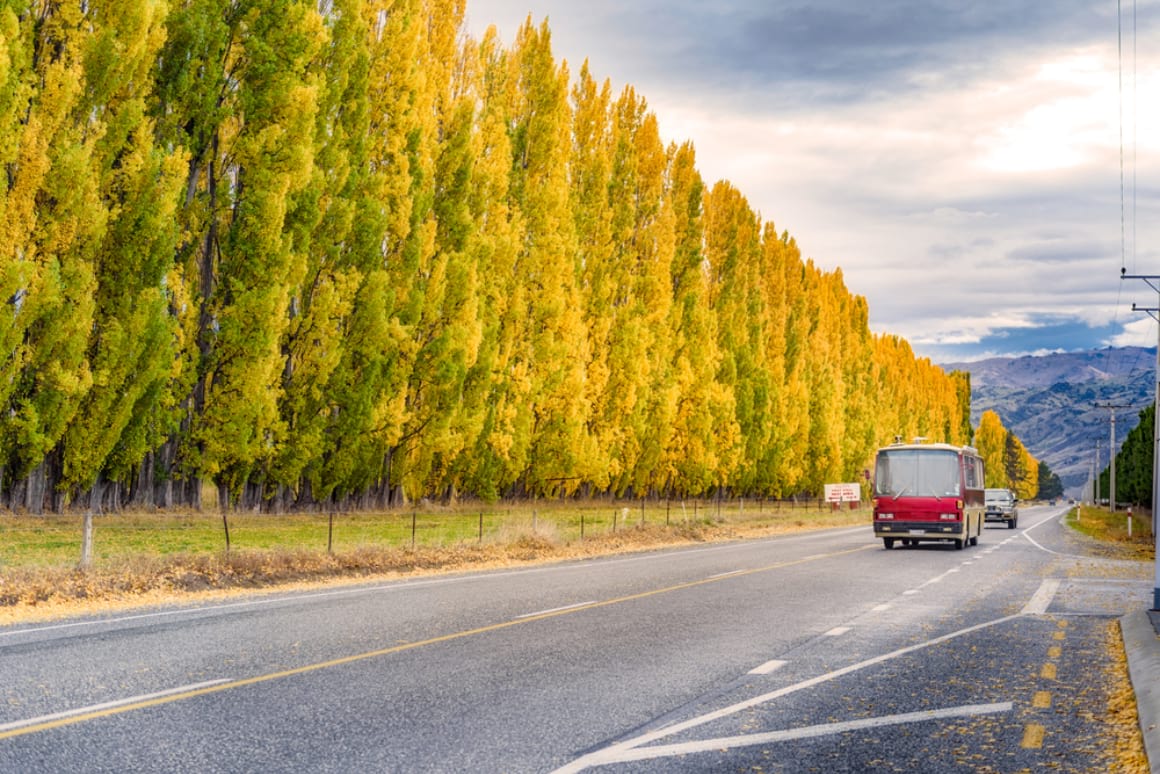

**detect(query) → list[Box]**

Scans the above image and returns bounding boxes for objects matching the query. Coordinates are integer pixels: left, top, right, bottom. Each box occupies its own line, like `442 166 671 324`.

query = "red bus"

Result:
872 441 985 550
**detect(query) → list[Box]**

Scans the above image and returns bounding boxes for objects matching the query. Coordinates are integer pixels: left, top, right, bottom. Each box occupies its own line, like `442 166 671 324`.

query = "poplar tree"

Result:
453 26 524 500
59 0 187 505
319 0 421 504
777 237 813 493
802 265 843 490
570 62 615 490
506 18 586 496
271 0 371 506
754 223 790 495
950 370 973 444
601 86 667 494
0 1 102 509
622 109 675 495
703 180 765 492
663 142 734 496
152 0 248 506
975 409 1008 488
394 0 485 500
838 288 877 482
0 2 40 495
192 1 325 506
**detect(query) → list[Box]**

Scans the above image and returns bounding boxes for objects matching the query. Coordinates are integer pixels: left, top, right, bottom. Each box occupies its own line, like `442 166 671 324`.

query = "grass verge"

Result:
1066 505 1156 562
0 503 869 624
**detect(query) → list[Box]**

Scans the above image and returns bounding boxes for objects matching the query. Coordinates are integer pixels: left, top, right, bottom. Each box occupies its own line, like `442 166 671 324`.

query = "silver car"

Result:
984 488 1018 529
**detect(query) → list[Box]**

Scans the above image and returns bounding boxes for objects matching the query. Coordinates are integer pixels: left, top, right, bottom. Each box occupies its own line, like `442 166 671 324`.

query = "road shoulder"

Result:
1122 609 1160 773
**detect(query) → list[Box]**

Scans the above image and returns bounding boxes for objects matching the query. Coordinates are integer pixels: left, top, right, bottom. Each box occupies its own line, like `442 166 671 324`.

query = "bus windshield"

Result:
874 449 961 499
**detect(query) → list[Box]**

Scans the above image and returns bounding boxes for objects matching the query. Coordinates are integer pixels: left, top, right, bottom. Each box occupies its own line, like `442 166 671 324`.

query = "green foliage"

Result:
1102 404 1153 506
0 2 982 511
1036 460 1064 501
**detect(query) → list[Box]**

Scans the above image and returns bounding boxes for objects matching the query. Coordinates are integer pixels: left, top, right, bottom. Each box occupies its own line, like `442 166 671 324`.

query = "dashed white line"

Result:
516 601 597 619
749 659 788 675
824 626 851 637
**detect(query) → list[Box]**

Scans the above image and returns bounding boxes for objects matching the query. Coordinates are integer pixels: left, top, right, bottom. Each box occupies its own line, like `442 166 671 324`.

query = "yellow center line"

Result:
1032 691 1052 709
0 544 873 740
1040 662 1057 680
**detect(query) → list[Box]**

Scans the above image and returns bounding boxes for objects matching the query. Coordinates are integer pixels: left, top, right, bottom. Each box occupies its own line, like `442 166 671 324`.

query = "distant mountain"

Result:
940 347 1156 497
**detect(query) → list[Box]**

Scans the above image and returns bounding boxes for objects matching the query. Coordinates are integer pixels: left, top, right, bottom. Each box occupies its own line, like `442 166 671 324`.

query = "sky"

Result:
463 0 1160 364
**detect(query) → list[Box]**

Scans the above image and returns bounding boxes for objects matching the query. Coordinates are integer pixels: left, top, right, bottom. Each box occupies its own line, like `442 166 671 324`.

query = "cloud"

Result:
467 0 1160 360
1110 316 1160 348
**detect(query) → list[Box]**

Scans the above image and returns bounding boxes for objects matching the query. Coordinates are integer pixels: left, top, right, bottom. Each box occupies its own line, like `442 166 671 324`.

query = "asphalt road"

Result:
0 505 1150 772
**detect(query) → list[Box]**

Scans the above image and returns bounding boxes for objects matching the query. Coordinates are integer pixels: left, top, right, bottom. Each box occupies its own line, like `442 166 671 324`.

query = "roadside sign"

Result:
824 483 861 503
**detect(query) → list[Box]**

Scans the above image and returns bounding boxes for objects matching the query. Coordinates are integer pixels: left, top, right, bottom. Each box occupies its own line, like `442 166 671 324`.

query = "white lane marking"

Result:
552 613 1023 773
1020 529 1060 555
824 627 851 637
903 589 920 595
871 604 891 612
1021 579 1061 615
593 702 1014 765
516 601 597 619
749 659 788 675
0 679 233 733
912 559 974 595
710 570 746 579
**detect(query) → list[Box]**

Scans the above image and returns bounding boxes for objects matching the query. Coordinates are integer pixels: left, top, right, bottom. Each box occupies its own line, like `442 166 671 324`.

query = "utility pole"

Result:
1096 402 1135 512
1094 440 1102 506
1122 269 1160 610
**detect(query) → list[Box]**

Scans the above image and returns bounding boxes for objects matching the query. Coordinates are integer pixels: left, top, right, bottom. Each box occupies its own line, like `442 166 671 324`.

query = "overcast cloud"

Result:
465 0 1160 362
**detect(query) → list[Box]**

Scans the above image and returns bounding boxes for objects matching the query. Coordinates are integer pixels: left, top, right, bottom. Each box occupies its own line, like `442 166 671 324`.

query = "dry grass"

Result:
1068 506 1156 562
0 509 867 625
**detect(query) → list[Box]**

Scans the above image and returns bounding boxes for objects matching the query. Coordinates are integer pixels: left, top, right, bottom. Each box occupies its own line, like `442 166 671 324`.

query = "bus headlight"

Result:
877 513 893 519
939 513 959 520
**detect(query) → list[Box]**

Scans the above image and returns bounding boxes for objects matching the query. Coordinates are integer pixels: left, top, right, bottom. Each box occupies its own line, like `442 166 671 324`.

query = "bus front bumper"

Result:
874 520 963 539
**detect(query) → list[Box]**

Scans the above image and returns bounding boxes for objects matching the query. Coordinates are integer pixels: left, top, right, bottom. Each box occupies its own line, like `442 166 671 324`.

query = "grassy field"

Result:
1066 504 1156 561
0 499 870 620
0 498 864 569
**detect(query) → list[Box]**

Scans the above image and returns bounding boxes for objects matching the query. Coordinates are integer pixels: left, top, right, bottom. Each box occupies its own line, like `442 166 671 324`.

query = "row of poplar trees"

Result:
1 0 973 513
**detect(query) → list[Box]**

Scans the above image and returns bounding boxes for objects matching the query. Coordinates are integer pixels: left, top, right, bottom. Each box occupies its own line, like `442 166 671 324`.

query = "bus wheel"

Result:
883 538 895 550
954 538 964 550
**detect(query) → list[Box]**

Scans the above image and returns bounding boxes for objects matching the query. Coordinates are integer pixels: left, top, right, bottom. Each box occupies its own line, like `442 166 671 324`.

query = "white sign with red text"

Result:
824 483 861 503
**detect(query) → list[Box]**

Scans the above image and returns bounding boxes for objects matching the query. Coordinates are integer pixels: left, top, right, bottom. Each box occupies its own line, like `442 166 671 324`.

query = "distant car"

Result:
984 488 1018 529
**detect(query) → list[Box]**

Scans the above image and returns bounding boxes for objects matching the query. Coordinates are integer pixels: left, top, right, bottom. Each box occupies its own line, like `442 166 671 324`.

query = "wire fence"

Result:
0 497 870 570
